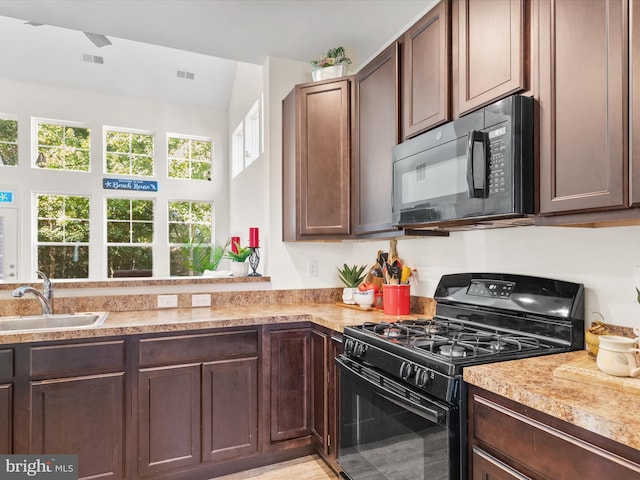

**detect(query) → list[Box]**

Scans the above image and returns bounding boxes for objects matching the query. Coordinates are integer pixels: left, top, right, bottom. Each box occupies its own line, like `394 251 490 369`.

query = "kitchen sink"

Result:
0 312 109 332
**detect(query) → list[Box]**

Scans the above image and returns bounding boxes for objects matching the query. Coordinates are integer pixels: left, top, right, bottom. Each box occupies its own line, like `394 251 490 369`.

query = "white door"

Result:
0 208 17 281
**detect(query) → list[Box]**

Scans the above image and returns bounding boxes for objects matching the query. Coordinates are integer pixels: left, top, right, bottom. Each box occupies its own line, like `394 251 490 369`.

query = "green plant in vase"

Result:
224 241 252 276
310 46 352 81
337 263 367 304
181 239 229 276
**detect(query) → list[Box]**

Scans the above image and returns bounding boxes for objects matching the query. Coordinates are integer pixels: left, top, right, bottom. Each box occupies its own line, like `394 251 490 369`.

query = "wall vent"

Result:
82 54 104 64
177 70 195 80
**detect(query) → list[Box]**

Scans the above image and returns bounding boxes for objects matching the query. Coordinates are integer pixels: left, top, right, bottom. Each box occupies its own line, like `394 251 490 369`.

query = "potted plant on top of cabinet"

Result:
310 46 352 81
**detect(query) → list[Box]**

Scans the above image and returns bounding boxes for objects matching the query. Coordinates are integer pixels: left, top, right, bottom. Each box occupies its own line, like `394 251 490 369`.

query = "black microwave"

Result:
392 95 534 227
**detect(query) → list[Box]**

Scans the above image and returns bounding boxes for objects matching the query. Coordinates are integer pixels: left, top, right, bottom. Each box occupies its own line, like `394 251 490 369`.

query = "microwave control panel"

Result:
487 126 507 195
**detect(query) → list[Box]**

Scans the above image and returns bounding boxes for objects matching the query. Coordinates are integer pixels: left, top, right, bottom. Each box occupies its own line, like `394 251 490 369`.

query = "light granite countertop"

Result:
463 350 640 452
0 302 414 343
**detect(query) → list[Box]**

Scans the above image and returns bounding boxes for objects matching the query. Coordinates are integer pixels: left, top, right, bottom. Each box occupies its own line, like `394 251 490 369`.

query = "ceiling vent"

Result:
177 70 195 80
82 54 104 65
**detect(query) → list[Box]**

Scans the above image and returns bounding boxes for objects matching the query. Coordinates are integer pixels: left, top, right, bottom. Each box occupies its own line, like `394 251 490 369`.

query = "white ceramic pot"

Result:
342 287 357 305
312 64 347 82
230 262 249 277
596 335 640 377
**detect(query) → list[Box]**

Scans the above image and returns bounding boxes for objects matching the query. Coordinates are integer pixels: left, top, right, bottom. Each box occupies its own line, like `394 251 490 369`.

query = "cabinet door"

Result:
354 42 400 235
310 329 329 454
30 373 124 480
538 0 627 214
203 357 258 463
403 0 450 138
297 79 352 237
0 384 11 454
138 364 201 477
270 329 310 442
457 0 525 115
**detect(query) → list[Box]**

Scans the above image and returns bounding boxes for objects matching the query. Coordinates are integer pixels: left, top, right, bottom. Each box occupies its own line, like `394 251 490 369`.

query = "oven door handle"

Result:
466 130 489 199
336 356 444 425
378 392 441 423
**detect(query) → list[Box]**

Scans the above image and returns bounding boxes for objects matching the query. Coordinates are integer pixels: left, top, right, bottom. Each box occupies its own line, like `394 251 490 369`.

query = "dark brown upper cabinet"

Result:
283 78 353 241
402 0 451 139
354 42 401 235
537 0 628 217
632 0 640 207
455 0 526 116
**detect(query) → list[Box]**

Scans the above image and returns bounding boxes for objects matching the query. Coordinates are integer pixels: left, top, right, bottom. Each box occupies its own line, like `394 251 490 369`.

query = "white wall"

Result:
0 78 229 280
261 58 640 329
227 62 265 271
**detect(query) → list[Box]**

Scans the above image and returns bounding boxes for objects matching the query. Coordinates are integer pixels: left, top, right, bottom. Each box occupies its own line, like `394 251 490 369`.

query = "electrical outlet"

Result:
157 294 178 308
192 294 211 307
307 259 318 277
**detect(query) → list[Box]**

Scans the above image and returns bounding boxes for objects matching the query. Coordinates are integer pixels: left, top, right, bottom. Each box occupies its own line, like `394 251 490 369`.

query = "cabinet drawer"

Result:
0 350 13 379
472 393 640 480
139 329 259 367
30 341 125 377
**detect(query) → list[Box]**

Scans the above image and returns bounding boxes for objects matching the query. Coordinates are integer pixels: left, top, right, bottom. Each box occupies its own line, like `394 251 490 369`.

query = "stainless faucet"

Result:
12 270 54 315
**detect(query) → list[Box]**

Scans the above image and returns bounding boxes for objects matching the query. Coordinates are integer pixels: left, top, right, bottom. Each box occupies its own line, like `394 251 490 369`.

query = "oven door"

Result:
337 356 458 480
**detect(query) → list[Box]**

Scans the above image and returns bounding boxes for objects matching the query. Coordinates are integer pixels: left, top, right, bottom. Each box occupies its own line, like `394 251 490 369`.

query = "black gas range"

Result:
337 273 584 480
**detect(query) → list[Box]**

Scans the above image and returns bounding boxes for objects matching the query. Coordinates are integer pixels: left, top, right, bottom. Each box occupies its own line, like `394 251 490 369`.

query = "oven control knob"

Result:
352 341 367 358
344 338 354 354
416 368 430 387
400 361 414 380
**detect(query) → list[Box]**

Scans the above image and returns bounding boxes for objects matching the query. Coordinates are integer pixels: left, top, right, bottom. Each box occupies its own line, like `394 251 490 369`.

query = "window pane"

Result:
132 134 153 155
191 140 211 161
38 124 64 146
38 195 63 218
168 137 188 158
191 161 211 180
107 199 131 220
37 219 63 242
193 224 211 242
131 222 153 243
132 156 154 176
106 130 129 153
64 196 90 218
168 159 189 179
108 246 152 277
38 245 89 279
0 144 17 166
65 126 90 149
107 153 130 174
131 200 153 221
0 119 17 141
65 220 90 242
168 223 190 243
107 221 130 243
66 150 90 171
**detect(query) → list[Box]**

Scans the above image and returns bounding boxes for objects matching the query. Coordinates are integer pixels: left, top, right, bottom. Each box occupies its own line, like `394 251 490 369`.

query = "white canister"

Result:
596 335 640 377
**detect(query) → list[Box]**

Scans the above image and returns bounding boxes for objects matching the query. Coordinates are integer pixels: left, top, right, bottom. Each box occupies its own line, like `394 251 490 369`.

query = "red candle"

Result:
249 227 259 248
230 236 240 254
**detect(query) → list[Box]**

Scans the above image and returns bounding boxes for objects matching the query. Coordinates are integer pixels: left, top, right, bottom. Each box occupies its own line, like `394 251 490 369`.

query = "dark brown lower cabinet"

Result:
203 357 258 463
468 385 640 480
30 374 125 479
268 327 310 444
137 364 202 477
0 384 11 454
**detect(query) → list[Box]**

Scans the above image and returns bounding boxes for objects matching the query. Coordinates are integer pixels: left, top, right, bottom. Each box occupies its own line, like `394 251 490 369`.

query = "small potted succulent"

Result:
310 46 352 82
224 240 252 277
337 263 367 304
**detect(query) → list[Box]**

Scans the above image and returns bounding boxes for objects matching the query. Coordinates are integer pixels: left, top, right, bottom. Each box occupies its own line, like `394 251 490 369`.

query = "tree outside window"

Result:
105 129 154 176
36 194 90 279
36 122 90 171
0 118 18 166
168 200 213 276
106 198 154 277
167 136 212 180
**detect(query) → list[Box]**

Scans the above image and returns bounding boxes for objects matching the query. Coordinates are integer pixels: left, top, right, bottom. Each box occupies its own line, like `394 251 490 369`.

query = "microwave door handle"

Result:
466 130 489 198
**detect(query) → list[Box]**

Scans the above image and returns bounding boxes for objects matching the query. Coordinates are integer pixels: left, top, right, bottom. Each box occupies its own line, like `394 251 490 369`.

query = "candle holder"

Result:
248 247 262 276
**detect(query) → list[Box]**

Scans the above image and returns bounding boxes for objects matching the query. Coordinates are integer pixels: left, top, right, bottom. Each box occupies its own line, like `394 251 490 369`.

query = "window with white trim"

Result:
105 128 154 176
35 120 91 171
231 96 262 177
167 135 212 180
106 198 154 277
168 200 213 276
36 194 90 279
0 117 18 166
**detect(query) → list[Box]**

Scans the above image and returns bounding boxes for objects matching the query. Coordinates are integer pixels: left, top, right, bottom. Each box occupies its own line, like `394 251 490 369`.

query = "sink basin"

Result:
0 312 109 332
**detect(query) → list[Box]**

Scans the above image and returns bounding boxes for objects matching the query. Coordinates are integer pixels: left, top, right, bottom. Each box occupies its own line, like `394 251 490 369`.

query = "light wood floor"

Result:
213 455 338 480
